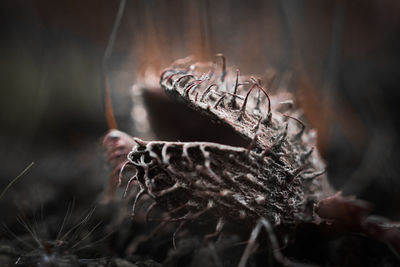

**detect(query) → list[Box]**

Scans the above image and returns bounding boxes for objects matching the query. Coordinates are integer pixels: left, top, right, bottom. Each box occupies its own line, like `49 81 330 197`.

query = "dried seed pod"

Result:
104 57 400 265
115 56 333 232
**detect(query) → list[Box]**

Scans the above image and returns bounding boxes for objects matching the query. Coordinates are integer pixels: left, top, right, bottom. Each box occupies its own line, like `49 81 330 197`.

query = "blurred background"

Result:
1 0 400 231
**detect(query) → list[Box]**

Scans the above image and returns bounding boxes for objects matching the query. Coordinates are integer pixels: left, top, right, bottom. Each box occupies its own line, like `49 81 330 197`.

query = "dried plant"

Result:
103 55 400 266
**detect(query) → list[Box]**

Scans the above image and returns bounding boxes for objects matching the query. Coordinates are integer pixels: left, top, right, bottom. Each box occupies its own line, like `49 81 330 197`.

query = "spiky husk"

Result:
118 57 332 233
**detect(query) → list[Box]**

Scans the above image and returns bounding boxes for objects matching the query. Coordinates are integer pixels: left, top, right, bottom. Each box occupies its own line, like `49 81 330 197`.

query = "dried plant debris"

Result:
103 56 400 266
315 191 400 252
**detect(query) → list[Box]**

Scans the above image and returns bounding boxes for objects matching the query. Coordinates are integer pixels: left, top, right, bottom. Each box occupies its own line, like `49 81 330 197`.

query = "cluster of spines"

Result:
120 136 320 228
160 57 274 126
116 136 315 266
159 55 315 160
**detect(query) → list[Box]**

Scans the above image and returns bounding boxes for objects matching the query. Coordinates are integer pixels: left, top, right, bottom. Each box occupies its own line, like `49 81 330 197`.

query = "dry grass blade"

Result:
0 162 34 201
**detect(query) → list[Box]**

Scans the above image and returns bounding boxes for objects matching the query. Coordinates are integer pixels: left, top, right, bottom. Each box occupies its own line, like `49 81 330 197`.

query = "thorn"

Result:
184 83 196 97
133 137 147 147
200 84 218 102
229 69 240 109
182 143 195 169
247 134 258 154
238 84 257 121
247 117 262 153
145 201 157 223
173 221 186 250
131 186 145 218
250 76 262 87
124 170 138 198
254 83 272 121
161 143 172 165
282 114 306 138
279 100 294 110
303 169 326 180
184 80 205 97
233 69 239 95
254 88 261 115
213 94 226 109
165 72 179 85
251 76 273 123
174 74 194 87
160 69 175 81
118 161 131 186
239 79 272 122
239 82 250 86
216 53 226 82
